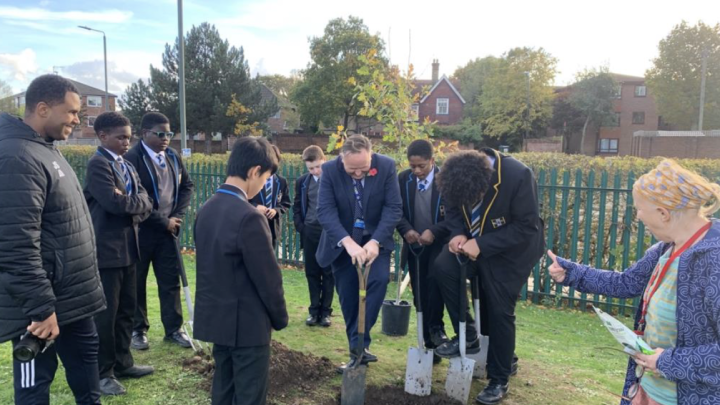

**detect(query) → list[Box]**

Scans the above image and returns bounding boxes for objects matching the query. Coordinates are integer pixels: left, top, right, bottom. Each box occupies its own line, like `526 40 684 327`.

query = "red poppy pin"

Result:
368 168 378 177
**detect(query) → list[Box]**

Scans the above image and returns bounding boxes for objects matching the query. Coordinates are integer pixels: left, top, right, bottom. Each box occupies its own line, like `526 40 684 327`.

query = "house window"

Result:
88 116 97 127
613 85 622 99
436 98 449 115
632 112 645 125
272 110 281 119
411 104 419 121
598 138 619 154
87 96 103 107
634 86 646 97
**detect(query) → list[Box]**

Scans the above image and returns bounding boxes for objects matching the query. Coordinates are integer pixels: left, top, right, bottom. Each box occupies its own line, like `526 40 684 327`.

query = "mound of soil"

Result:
332 385 462 405
181 340 335 403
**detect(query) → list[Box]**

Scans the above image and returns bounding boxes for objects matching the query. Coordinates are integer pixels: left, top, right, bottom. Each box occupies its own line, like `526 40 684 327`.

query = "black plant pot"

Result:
381 299 411 336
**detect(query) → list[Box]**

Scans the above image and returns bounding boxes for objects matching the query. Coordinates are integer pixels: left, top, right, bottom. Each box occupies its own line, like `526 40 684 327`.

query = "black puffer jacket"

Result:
0 113 106 343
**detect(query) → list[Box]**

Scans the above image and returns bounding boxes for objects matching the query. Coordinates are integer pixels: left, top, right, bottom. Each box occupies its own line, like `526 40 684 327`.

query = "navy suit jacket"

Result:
316 153 402 268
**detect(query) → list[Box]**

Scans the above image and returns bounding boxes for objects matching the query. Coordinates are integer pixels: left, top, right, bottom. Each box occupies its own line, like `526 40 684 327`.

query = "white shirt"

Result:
141 141 166 167
312 175 320 182
102 147 122 163
417 166 435 191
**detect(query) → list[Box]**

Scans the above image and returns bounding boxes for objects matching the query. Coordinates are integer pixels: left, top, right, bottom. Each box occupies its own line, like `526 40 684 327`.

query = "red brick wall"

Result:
632 136 720 159
598 82 658 156
75 95 117 139
418 80 464 126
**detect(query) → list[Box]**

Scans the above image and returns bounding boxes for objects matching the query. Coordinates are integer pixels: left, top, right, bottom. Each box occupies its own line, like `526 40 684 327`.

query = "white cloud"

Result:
0 6 133 23
0 49 38 81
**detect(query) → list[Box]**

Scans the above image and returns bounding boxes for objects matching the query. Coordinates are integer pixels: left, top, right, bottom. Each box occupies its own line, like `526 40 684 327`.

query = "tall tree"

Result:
118 79 154 134
292 16 386 133
147 23 275 151
550 94 585 152
478 47 558 148
646 21 720 130
452 56 501 122
0 79 17 115
568 68 616 153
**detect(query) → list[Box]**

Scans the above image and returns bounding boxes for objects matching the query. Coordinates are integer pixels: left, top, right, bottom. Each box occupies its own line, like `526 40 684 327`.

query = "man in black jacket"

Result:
433 149 544 405
397 139 450 361
0 74 106 405
84 112 154 396
124 112 195 350
293 145 333 327
194 136 288 405
250 145 291 249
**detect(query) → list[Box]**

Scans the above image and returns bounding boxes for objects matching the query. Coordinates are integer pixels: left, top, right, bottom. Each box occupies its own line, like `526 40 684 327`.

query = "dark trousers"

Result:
332 237 390 352
12 317 101 405
134 228 183 336
211 343 270 405
406 243 446 346
435 245 525 385
95 265 136 379
303 224 334 318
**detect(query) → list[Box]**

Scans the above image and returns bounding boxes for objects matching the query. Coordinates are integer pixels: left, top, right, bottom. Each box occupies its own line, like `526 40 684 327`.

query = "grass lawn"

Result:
0 255 630 405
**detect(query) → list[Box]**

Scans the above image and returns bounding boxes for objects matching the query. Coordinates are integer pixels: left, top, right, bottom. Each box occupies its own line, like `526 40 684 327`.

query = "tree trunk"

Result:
579 115 591 155
343 112 350 134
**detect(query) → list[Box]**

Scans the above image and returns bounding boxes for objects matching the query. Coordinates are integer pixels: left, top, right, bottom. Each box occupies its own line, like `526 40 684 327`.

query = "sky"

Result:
0 0 718 97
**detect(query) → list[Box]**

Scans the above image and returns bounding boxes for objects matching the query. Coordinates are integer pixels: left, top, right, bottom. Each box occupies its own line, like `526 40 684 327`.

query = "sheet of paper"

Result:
593 306 655 355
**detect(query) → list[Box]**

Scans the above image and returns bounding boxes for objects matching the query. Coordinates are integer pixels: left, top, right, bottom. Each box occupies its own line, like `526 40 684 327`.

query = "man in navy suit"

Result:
316 135 402 373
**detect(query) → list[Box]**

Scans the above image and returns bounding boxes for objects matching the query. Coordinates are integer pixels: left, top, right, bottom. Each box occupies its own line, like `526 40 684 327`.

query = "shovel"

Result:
341 261 371 405
468 276 489 379
172 232 206 353
445 254 475 404
404 245 434 396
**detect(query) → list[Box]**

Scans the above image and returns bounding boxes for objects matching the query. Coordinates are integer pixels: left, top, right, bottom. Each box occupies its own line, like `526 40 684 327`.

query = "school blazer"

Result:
445 148 545 281
193 184 288 347
250 174 291 242
83 147 153 268
124 141 194 233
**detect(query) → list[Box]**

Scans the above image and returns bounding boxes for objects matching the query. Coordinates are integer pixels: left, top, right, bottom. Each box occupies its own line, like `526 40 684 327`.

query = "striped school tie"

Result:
118 158 133 195
264 177 273 208
470 202 482 237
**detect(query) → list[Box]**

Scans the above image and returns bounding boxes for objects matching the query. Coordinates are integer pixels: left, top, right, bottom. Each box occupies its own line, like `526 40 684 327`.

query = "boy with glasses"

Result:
124 112 195 351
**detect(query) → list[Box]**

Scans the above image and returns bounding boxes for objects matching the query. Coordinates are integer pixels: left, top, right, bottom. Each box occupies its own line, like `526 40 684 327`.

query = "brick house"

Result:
259 83 300 135
563 73 661 156
10 78 116 139
412 60 465 126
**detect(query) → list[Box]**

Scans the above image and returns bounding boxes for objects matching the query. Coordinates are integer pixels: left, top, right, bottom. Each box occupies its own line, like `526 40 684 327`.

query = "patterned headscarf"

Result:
634 159 720 215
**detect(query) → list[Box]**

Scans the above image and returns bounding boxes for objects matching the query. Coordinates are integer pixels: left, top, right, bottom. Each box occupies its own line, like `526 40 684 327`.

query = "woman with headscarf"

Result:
547 159 720 405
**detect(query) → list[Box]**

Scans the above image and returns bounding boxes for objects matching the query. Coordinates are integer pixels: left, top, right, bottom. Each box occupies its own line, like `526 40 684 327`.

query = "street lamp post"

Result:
78 25 109 112
177 0 188 151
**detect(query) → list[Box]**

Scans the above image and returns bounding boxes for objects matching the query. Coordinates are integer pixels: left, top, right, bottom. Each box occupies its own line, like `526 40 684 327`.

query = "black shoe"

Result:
432 352 442 364
435 336 480 358
99 377 126 396
131 332 149 350
510 358 518 376
306 315 319 326
430 328 450 347
319 315 332 327
475 383 509 404
164 330 192 348
115 364 155 379
361 348 378 363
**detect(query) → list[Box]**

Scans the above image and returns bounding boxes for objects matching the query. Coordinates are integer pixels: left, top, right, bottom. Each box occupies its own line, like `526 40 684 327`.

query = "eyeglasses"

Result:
595 346 645 401
146 130 175 139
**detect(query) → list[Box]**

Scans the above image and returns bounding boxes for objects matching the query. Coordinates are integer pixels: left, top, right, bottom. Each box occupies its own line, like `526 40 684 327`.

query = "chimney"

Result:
432 59 439 83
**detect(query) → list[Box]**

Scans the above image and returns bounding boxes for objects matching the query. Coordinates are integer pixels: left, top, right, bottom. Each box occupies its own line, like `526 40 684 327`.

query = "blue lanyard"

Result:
217 188 247 202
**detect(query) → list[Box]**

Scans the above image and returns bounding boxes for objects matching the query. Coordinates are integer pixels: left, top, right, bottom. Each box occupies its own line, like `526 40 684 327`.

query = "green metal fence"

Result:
65 155 720 314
